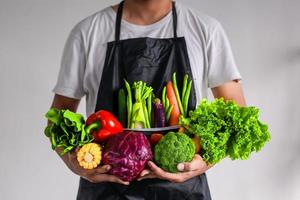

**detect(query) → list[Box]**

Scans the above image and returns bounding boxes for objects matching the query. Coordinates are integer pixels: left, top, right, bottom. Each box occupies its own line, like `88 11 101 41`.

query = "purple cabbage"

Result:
102 131 153 181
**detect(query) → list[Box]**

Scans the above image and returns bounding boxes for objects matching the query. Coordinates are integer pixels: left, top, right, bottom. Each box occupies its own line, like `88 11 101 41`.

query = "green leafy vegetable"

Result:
154 132 195 172
44 108 94 155
179 98 271 164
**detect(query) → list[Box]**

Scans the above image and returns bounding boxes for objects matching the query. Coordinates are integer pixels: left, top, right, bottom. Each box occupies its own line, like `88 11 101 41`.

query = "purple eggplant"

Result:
153 98 166 127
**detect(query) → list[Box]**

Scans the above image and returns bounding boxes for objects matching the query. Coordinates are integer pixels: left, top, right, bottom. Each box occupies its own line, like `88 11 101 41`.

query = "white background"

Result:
0 0 299 199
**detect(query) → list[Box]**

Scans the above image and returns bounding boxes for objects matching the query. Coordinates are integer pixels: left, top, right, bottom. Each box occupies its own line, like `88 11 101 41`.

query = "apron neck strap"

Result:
115 1 178 41
172 1 177 38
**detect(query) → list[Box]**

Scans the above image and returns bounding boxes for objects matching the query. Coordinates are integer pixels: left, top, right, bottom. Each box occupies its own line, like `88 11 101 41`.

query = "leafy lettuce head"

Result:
180 98 270 164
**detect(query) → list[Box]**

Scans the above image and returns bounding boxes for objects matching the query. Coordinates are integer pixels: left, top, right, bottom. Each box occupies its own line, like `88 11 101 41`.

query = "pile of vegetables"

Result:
102 131 153 181
154 132 195 172
44 72 271 180
118 73 193 128
179 98 271 164
161 73 192 125
44 108 124 170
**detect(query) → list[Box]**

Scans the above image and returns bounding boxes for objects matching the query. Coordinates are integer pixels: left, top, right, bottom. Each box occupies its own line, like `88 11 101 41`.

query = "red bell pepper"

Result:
85 110 123 142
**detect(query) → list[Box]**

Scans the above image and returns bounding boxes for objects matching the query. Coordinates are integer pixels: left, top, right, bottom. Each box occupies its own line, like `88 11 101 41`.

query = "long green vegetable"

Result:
166 105 173 122
172 72 184 115
162 86 166 109
165 93 170 111
181 74 188 104
118 88 127 126
124 80 132 128
127 81 153 128
147 94 152 124
183 80 192 117
44 108 94 155
143 104 150 128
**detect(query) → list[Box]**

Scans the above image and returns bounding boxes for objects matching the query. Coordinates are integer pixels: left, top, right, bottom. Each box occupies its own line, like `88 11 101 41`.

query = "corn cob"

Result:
77 143 102 169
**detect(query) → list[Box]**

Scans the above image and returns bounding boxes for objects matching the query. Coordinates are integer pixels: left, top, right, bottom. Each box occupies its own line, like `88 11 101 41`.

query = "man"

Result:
49 0 246 199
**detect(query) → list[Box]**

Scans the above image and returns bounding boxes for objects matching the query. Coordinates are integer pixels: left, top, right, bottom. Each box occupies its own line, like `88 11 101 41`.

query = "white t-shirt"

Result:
53 2 241 117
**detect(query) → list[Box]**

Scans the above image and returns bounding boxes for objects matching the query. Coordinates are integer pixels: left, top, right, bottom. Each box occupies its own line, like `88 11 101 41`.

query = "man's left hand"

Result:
137 154 212 183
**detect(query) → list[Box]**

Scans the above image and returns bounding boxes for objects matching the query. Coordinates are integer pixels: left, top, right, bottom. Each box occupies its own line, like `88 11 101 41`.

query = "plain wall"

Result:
0 0 299 199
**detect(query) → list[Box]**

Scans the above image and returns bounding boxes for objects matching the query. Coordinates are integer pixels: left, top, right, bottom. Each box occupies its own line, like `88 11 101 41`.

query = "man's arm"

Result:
50 94 80 112
211 80 246 106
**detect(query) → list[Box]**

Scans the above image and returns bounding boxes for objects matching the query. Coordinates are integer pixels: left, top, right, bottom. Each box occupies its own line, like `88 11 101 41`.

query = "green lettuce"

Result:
44 108 94 155
179 99 270 164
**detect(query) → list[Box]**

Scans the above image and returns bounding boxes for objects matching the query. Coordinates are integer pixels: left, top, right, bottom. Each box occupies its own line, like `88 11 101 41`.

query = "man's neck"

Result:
112 0 172 25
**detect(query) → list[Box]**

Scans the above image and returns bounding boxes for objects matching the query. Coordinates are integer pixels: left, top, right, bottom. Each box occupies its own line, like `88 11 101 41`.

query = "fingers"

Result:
147 160 205 183
65 148 128 185
137 173 157 181
96 174 130 185
82 165 129 185
94 165 111 174
147 161 177 181
83 173 130 185
148 161 167 176
137 169 156 181
139 169 151 177
177 154 206 172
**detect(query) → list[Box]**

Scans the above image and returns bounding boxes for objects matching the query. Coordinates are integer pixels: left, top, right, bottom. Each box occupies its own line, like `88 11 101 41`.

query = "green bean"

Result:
166 94 170 111
183 80 192 117
182 74 188 110
125 80 132 127
162 86 166 109
166 105 173 123
147 94 152 125
143 104 150 128
172 72 184 115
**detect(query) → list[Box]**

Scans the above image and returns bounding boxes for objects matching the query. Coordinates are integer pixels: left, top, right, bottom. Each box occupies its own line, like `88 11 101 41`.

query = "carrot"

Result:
166 81 180 125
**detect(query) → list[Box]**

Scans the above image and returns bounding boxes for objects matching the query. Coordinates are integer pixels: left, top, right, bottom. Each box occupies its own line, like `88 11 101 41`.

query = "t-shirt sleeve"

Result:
52 28 86 99
207 22 242 88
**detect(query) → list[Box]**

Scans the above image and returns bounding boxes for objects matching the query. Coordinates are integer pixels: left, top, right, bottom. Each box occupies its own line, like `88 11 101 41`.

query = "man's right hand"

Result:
58 147 130 185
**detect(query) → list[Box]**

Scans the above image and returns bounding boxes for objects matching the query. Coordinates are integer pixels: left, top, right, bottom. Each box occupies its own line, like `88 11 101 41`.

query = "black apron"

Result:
77 1 211 200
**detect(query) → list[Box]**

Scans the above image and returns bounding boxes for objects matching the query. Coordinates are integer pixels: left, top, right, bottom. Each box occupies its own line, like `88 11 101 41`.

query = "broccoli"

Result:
154 132 195 173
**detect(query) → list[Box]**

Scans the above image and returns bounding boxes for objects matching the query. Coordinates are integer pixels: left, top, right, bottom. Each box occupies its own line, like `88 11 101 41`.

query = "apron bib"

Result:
77 1 211 199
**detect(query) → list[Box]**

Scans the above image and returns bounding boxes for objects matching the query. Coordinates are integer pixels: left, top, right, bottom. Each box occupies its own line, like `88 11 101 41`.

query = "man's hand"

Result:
137 154 212 183
59 147 129 185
